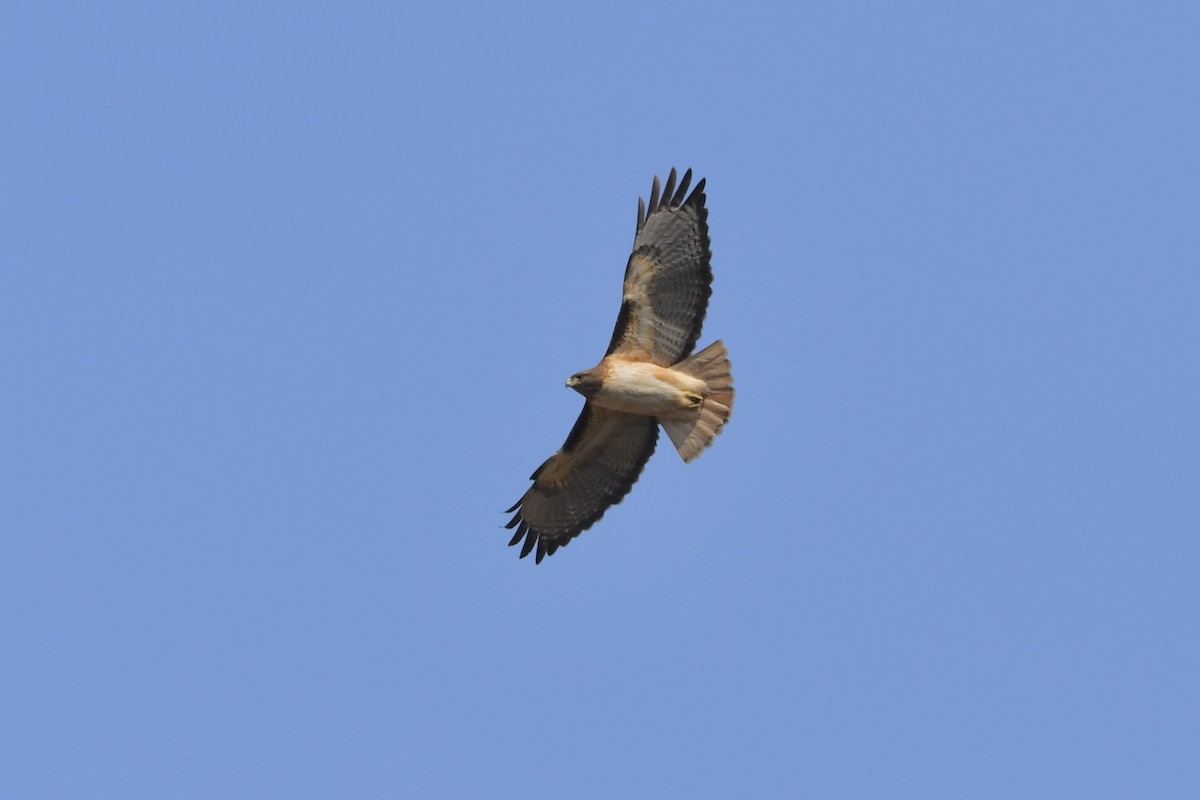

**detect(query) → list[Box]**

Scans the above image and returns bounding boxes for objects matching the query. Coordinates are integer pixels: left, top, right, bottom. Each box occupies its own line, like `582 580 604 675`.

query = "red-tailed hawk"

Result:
504 168 734 563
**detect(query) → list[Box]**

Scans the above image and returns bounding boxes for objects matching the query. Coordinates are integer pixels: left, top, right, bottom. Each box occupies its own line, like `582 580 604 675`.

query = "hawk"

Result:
505 168 734 563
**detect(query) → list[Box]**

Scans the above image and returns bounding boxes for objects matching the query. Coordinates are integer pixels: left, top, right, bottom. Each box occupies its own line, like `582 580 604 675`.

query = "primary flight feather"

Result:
505 168 734 563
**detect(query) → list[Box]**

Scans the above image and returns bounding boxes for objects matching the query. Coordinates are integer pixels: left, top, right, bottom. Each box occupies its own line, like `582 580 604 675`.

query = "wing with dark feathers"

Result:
605 168 713 365
504 405 658 563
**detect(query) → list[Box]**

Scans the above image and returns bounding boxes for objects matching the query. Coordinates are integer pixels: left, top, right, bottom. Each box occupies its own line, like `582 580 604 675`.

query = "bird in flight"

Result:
504 168 734 563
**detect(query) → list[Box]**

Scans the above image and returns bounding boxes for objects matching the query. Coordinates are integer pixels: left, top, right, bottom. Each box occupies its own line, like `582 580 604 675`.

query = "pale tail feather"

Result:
661 340 734 462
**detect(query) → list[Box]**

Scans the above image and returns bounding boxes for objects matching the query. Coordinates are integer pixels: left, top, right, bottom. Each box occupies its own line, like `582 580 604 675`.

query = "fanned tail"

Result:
660 340 734 462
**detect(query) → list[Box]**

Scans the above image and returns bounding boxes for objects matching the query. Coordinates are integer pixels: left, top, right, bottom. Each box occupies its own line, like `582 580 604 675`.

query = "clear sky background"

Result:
4 2 1198 797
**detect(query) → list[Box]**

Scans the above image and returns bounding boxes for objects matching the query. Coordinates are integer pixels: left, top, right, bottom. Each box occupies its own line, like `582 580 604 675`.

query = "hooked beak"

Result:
565 376 578 389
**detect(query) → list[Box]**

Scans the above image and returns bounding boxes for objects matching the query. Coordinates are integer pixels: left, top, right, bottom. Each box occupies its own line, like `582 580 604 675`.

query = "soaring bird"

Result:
505 169 733 563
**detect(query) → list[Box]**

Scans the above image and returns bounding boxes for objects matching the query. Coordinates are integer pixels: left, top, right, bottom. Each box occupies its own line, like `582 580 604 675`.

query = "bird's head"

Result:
566 368 602 398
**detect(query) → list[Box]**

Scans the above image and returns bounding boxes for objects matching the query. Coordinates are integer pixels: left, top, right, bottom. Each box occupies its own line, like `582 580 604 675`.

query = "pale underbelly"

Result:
591 361 704 417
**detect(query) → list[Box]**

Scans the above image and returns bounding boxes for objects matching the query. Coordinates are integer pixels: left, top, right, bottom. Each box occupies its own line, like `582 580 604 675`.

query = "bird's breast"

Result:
589 359 704 417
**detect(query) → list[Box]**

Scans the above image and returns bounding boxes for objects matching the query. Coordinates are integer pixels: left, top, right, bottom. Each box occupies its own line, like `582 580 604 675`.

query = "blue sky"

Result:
4 2 1198 797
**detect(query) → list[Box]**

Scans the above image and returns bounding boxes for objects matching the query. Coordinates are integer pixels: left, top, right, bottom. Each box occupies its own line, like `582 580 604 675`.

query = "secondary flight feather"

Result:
504 168 734 563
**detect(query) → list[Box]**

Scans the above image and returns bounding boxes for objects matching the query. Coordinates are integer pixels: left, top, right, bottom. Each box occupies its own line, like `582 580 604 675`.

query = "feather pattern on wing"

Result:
504 405 658 563
504 169 722 564
605 168 713 365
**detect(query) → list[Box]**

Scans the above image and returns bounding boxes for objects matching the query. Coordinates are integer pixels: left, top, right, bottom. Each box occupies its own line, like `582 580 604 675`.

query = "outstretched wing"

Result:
605 168 713 366
505 404 658 563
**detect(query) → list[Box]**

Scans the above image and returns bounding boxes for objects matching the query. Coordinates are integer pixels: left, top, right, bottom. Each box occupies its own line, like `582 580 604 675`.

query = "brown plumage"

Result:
504 169 734 563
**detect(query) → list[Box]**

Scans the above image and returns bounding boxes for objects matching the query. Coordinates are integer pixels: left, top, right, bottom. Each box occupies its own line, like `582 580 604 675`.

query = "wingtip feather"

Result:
519 529 537 558
661 169 677 209
670 168 692 206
